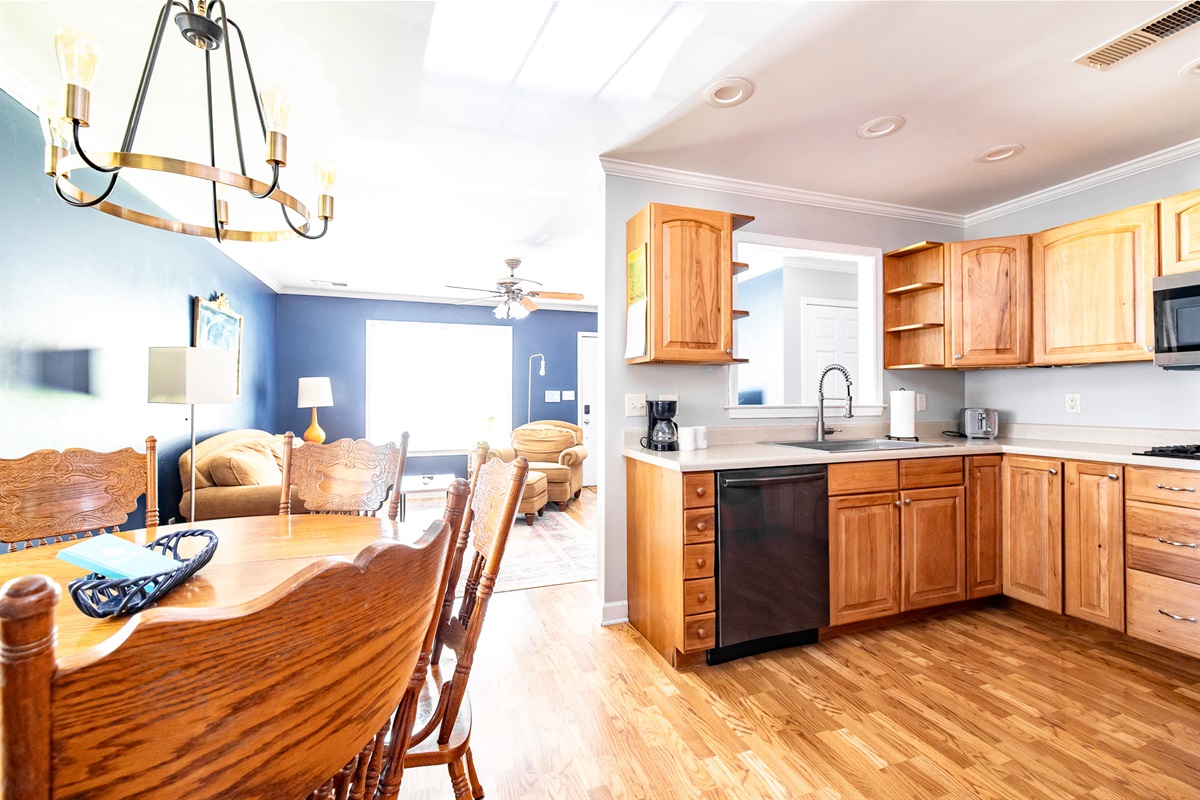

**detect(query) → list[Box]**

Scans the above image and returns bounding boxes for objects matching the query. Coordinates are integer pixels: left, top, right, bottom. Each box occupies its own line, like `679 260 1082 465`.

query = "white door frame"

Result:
576 332 598 487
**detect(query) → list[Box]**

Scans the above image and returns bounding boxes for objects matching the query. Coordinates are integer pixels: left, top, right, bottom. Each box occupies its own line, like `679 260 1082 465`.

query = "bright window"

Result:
365 320 512 454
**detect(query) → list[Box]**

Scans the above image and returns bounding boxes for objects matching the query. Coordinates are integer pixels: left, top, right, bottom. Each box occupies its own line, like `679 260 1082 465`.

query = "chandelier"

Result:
42 1 334 242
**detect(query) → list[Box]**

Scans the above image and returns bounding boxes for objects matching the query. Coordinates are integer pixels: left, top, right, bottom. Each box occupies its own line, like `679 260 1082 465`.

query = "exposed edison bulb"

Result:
54 29 100 89
258 85 291 133
313 158 337 195
38 101 69 147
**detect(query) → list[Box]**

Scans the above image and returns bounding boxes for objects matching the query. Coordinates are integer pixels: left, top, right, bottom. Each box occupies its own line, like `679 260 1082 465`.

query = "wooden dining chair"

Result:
280 431 408 519
391 453 530 800
0 517 455 800
0 436 158 554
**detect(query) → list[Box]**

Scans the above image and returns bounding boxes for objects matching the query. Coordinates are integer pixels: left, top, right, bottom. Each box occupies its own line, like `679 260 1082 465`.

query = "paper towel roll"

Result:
890 390 916 438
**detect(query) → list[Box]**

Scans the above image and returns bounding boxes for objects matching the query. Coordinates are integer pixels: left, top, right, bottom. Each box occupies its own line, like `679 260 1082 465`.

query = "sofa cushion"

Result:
511 425 576 463
207 440 284 487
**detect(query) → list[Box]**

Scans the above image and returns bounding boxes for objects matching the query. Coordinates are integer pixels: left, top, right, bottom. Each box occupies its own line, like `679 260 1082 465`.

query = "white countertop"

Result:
622 435 1200 473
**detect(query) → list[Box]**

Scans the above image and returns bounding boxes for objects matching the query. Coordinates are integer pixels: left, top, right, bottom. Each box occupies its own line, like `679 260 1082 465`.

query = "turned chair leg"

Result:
465 747 485 799
448 757 473 800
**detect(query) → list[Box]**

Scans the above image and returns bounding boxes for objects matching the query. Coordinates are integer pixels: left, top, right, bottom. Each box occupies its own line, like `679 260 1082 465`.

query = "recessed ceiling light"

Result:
975 144 1025 163
1179 57 1200 77
856 116 905 139
703 78 754 108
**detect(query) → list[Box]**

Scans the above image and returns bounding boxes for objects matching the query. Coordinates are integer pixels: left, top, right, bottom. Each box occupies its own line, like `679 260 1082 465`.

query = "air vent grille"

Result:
1075 1 1200 71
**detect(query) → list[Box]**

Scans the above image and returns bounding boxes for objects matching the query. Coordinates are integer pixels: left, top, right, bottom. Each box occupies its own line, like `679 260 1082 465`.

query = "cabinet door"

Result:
1160 189 1200 276
1002 456 1063 612
966 455 1003 599
948 235 1031 366
1032 203 1157 364
1064 461 1124 631
652 204 732 363
829 492 900 624
901 486 966 611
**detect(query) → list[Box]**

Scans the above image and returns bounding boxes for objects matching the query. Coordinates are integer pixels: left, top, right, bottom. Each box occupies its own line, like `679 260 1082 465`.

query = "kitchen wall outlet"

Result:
625 394 647 417
916 393 926 412
545 390 561 402
1065 393 1081 413
563 390 575 400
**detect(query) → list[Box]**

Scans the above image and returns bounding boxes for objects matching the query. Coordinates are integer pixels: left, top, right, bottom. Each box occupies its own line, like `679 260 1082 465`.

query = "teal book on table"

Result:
57 534 181 580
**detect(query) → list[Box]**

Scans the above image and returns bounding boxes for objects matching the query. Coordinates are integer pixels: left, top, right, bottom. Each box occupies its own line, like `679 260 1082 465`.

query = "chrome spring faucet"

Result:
816 363 854 442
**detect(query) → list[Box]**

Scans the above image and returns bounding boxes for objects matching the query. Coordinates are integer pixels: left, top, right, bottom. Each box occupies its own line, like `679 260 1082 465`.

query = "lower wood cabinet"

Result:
965 455 1003 598
1063 461 1124 631
829 491 901 624
901 486 966 610
1002 455 1063 612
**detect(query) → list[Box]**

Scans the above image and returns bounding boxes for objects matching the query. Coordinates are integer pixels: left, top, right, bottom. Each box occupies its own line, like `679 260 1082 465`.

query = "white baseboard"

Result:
601 600 629 626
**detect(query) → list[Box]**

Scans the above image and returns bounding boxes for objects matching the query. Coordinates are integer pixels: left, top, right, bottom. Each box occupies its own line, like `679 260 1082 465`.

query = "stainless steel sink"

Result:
770 438 950 453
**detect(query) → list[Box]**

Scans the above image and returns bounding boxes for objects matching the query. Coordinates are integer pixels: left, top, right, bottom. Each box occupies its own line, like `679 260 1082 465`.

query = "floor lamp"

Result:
527 353 545 424
148 347 238 523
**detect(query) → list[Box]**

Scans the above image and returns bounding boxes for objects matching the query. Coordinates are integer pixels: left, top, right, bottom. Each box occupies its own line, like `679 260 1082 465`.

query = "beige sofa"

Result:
487 420 588 509
179 429 302 521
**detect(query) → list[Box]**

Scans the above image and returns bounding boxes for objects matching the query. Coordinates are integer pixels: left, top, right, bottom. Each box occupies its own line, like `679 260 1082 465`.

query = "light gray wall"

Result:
600 176 964 617
962 155 1200 430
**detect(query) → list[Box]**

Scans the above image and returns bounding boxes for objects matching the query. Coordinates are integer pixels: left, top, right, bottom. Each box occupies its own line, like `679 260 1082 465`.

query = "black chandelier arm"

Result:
249 162 281 199
211 182 223 244
53 171 119 208
210 3 249 175
70 121 122 174
222 18 267 137
118 1 182 154
280 204 329 240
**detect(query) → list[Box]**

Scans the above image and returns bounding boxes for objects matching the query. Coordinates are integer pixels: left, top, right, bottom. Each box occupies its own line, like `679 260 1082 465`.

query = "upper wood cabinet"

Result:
1002 455 1063 612
1031 203 1158 365
883 242 947 369
625 203 753 365
947 235 1031 367
1160 188 1200 276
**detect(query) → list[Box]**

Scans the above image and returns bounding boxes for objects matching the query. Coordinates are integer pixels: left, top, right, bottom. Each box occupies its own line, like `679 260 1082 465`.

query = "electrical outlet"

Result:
916 393 926 412
1065 393 1081 413
625 394 647 417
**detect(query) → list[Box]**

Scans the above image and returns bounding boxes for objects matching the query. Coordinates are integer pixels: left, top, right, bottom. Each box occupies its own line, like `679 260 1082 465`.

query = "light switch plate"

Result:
916 393 926 412
545 390 561 403
563 390 575 400
625 394 646 417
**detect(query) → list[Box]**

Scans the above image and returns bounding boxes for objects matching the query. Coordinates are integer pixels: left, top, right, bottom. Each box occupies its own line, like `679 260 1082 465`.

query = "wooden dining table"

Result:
0 514 428 660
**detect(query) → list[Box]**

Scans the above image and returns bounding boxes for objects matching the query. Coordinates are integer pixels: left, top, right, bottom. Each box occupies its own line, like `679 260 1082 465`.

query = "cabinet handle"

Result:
1158 609 1198 624
1107 473 1118 480
894 500 901 506
697 593 707 603
1048 468 1057 475
695 521 707 531
904 498 912 505
1157 537 1198 549
953 354 962 360
696 558 706 568
695 487 707 496
697 627 707 637
1156 483 1196 493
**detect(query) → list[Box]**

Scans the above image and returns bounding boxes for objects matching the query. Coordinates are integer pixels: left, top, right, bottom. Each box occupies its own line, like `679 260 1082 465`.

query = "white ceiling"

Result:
2 1 1198 310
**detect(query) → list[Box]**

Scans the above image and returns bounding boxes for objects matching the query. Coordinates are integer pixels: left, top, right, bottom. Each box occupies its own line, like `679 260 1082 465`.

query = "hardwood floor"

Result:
399 584 1200 799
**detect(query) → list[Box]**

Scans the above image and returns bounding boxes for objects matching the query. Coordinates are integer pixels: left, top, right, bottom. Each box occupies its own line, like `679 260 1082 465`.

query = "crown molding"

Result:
963 138 1200 226
599 157 963 226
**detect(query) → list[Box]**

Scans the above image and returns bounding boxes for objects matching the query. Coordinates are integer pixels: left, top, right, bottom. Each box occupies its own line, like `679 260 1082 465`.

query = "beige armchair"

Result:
179 429 302 521
487 420 588 509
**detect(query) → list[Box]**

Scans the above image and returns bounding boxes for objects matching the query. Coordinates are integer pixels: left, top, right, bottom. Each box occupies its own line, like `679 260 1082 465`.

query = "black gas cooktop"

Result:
1134 444 1200 460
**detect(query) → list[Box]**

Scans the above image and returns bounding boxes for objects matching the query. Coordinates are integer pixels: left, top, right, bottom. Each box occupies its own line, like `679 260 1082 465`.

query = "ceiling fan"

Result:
447 258 584 320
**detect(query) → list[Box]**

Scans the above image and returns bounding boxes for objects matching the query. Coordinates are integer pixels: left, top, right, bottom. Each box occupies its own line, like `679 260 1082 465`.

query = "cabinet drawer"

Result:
901 456 964 489
683 543 715 579
683 509 716 544
1126 501 1200 584
1125 569 1200 658
684 578 716 615
683 473 715 509
829 461 898 495
683 612 716 651
1126 467 1200 509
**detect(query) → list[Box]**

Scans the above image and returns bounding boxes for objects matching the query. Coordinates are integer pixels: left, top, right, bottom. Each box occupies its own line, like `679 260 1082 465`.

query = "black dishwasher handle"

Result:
720 473 825 488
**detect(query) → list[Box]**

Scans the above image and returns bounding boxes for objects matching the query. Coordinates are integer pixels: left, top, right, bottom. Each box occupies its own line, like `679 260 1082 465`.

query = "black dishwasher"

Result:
709 464 829 665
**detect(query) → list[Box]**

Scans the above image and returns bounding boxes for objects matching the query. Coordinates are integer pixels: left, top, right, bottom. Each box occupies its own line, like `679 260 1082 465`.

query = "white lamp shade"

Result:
297 376 334 408
148 347 238 405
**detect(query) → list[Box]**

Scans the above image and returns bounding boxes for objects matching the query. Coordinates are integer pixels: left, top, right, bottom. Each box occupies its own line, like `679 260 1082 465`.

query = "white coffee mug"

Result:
694 426 708 449
678 426 697 451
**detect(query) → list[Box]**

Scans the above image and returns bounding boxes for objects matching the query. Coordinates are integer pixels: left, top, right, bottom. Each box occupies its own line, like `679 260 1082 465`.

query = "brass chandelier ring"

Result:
55 151 315 242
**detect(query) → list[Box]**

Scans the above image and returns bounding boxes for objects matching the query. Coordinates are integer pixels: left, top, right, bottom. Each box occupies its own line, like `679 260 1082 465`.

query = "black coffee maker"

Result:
641 400 679 451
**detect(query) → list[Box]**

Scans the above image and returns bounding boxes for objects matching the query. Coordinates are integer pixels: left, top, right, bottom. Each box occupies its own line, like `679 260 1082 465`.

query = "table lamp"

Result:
297 377 334 444
148 347 238 523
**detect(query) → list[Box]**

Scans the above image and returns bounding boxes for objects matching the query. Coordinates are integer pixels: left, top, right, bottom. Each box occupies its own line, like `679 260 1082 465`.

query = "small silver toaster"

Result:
960 408 998 439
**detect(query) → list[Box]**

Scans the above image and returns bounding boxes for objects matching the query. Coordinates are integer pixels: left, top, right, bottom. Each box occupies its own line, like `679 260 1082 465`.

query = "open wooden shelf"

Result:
732 261 749 275
732 309 749 319
885 322 943 333
885 281 943 296
887 362 945 369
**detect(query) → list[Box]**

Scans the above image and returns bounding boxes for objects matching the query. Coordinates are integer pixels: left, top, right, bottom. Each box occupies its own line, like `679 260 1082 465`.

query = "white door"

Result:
577 332 598 487
798 299 858 405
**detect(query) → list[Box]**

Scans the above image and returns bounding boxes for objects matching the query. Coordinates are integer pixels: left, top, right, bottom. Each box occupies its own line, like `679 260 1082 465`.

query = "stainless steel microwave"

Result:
1154 269 1200 369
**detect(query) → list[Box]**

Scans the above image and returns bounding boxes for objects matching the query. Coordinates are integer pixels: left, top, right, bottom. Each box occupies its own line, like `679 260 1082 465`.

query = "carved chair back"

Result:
0 437 159 553
0 518 454 800
280 432 408 519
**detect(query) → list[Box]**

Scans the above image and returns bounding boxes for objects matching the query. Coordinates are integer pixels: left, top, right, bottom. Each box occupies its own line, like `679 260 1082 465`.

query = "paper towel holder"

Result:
887 386 919 441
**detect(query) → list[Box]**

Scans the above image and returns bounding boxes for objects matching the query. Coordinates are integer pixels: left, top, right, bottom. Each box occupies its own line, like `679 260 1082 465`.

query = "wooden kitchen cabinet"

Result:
1002 455 1063 612
965 455 1003 598
625 203 753 365
1032 203 1158 365
947 235 1031 366
883 242 947 369
1160 188 1200 276
626 458 716 666
829 491 901 624
901 485 966 610
1063 461 1124 631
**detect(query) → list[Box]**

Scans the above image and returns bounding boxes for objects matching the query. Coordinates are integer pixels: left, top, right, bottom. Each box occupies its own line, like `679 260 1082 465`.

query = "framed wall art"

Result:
193 293 243 396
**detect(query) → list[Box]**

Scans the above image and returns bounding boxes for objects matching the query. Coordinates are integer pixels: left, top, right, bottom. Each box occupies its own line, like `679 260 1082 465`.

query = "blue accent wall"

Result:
0 90 278 524
274 295 597 478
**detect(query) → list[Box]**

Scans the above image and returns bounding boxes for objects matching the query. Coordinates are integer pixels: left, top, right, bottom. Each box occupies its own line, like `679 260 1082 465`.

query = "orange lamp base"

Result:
303 406 326 444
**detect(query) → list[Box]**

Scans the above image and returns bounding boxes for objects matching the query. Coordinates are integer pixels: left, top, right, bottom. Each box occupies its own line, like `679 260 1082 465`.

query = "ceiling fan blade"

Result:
528 291 584 301
520 295 539 312
445 284 503 294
